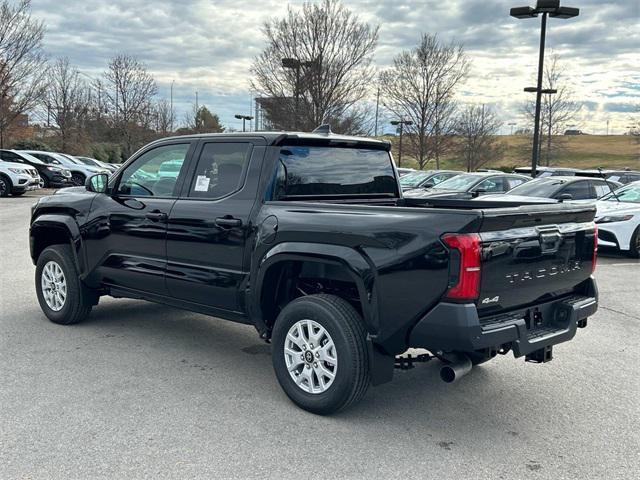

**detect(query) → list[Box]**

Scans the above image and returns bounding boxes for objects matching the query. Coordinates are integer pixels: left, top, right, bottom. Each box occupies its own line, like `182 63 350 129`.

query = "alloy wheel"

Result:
284 319 338 394
41 261 67 311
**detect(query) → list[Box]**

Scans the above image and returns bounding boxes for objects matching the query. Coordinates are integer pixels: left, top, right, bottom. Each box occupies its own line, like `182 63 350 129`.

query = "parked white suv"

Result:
0 160 41 197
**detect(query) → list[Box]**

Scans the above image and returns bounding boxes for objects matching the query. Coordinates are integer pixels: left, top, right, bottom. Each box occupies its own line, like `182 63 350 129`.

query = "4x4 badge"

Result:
481 296 500 304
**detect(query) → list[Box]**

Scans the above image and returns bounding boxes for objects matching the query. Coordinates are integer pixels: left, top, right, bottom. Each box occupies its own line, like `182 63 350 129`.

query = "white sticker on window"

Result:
194 175 210 192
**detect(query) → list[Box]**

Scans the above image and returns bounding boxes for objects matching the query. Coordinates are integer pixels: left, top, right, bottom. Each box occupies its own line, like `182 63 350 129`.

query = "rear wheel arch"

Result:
254 252 376 337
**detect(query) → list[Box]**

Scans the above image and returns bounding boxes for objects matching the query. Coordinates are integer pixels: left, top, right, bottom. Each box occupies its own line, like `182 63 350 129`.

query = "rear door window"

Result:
187 142 252 199
592 180 613 198
560 181 593 200
475 177 506 193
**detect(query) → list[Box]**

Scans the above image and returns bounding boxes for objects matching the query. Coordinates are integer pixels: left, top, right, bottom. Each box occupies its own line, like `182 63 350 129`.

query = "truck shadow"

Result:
82 298 568 438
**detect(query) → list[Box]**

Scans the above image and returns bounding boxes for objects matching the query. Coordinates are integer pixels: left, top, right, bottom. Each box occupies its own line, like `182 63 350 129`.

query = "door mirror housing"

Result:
472 188 487 198
557 193 573 202
86 173 109 193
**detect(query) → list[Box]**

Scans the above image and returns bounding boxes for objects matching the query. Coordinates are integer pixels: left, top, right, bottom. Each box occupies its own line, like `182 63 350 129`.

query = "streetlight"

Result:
508 122 517 135
235 114 254 132
170 80 175 133
510 0 579 177
281 57 317 130
390 118 413 167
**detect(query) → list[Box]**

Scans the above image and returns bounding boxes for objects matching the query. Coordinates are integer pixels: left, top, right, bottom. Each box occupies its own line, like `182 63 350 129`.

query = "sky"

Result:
30 0 639 134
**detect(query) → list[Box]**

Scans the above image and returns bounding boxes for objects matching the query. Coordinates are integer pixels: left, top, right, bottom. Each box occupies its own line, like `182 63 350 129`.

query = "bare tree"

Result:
154 98 173 135
524 54 581 166
251 0 378 133
45 58 92 151
379 34 469 169
455 104 504 172
0 0 48 148
103 54 157 156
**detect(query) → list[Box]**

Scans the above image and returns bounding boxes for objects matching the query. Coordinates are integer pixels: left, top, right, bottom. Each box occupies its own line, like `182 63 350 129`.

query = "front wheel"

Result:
271 294 370 415
70 173 85 186
629 227 640 259
0 176 10 197
35 245 95 325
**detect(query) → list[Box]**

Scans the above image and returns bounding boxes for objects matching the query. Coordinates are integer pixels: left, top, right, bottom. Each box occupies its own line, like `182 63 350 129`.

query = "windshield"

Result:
399 171 432 187
17 152 45 165
601 184 640 203
273 146 397 198
507 178 565 197
432 174 482 192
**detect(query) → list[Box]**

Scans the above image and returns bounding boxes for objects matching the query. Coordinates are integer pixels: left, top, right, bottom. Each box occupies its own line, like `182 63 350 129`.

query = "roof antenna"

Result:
312 124 332 135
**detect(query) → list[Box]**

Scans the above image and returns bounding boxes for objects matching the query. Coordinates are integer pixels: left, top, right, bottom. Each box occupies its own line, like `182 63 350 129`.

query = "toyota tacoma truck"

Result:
30 128 598 414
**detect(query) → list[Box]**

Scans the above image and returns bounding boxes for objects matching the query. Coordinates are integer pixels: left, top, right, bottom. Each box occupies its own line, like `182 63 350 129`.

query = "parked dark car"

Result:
29 130 598 414
403 172 530 199
399 170 461 191
514 166 580 177
575 169 640 185
0 149 72 188
485 176 622 202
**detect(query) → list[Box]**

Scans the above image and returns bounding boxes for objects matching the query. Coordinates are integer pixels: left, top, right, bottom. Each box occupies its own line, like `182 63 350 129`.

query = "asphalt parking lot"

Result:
1 190 638 479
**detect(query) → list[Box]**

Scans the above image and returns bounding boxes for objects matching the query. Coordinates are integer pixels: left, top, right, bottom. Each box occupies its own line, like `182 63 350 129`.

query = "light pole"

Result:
508 122 517 135
390 118 413 167
511 0 579 177
235 114 254 132
282 57 317 130
170 80 175 133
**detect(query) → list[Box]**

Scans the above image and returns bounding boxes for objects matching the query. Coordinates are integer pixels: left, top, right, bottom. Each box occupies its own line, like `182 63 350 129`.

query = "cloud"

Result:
30 0 640 133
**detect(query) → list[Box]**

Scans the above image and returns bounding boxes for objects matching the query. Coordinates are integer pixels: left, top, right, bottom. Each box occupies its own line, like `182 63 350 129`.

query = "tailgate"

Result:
476 204 597 315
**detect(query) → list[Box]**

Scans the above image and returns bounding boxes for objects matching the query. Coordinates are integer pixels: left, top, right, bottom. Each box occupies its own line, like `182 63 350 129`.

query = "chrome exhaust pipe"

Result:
439 353 472 384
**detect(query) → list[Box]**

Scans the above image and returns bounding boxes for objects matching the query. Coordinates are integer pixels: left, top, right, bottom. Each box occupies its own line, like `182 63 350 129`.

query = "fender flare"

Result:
30 214 85 274
250 242 379 336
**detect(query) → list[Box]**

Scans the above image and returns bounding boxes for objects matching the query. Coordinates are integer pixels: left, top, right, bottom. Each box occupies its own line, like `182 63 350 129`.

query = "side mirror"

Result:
472 188 487 198
558 193 573 202
86 173 109 193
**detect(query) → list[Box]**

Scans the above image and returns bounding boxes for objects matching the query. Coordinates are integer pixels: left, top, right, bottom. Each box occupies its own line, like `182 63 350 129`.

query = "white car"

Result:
595 181 640 258
0 160 41 197
20 150 109 186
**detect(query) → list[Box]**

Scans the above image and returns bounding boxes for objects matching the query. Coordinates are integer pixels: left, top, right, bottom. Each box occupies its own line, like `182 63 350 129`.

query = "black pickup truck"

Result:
30 129 599 414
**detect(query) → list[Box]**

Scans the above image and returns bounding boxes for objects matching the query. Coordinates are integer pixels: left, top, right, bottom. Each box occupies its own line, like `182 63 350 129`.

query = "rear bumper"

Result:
408 277 598 357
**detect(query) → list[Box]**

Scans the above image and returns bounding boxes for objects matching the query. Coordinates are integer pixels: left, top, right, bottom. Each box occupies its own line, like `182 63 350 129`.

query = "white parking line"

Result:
600 263 639 267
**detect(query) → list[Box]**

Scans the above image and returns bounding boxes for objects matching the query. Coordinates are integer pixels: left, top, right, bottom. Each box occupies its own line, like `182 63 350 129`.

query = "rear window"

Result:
272 146 397 199
507 178 565 197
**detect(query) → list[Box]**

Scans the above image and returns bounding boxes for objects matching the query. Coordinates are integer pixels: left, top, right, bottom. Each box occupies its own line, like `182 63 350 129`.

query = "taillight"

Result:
442 233 482 301
592 224 598 274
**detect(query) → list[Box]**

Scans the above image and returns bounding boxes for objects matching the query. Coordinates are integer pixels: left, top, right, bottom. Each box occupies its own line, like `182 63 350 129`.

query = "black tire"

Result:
0 175 11 197
12 191 26 196
271 294 370 415
35 245 95 325
70 173 85 186
41 176 50 188
629 227 640 259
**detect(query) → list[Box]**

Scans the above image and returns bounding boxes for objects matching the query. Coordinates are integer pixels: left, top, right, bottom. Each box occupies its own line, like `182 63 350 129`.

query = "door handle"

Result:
145 211 168 222
215 216 242 228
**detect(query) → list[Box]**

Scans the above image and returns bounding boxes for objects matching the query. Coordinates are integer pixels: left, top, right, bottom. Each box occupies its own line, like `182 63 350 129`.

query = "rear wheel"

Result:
271 294 370 415
70 173 85 186
0 175 11 197
629 227 640 258
12 191 26 196
35 245 95 325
